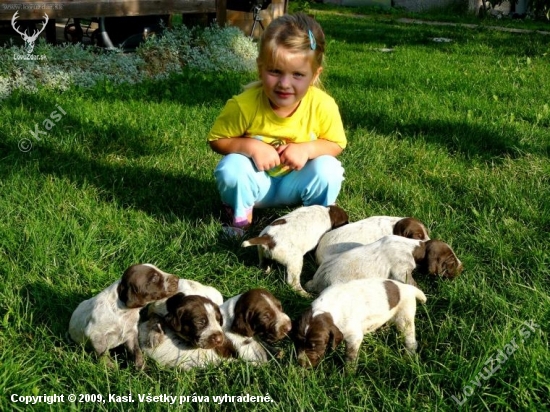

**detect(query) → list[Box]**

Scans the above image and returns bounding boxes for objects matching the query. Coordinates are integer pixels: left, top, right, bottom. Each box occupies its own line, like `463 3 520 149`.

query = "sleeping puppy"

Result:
139 293 235 370
147 278 223 318
293 279 427 367
305 236 463 293
68 263 179 369
220 288 292 362
315 216 429 264
241 205 349 296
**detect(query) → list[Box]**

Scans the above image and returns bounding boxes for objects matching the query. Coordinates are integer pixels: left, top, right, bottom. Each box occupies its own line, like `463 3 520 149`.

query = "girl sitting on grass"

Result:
208 13 347 236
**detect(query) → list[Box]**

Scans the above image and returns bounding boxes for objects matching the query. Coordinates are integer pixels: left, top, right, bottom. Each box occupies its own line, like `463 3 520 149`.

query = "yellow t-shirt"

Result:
208 85 347 177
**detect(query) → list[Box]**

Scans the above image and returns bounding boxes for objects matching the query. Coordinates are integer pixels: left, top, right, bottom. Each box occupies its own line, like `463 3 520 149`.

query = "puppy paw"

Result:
148 323 166 348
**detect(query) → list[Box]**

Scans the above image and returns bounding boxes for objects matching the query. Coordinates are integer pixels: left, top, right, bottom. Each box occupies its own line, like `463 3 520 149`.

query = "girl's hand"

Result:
277 143 309 171
251 142 281 171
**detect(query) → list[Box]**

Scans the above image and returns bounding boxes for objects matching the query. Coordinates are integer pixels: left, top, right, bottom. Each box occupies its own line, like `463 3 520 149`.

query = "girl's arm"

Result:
209 138 281 172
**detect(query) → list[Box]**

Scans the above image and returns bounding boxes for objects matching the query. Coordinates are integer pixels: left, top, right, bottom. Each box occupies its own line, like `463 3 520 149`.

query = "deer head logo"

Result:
11 11 49 55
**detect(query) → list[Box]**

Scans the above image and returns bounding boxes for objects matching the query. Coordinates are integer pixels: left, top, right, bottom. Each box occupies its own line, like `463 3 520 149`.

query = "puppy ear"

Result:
117 280 143 308
216 307 224 327
231 309 255 337
164 307 185 332
117 280 129 304
292 308 312 341
165 313 181 332
412 242 427 264
328 205 349 229
230 292 258 337
329 324 343 350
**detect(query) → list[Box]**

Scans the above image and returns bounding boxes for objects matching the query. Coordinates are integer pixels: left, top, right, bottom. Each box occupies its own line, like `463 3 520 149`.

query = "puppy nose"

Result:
282 321 292 334
209 332 224 346
297 352 313 368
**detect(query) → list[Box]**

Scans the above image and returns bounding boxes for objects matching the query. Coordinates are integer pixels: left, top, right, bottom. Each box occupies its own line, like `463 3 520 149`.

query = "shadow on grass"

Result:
0 85 227 222
319 13 550 58
77 69 254 106
333 87 549 159
22 146 218 222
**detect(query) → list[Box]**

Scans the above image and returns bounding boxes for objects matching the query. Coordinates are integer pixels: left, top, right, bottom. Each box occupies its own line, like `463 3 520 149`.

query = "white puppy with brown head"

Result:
242 205 349 296
139 293 235 370
315 216 430 264
306 235 463 293
68 263 179 369
220 288 293 363
293 278 427 368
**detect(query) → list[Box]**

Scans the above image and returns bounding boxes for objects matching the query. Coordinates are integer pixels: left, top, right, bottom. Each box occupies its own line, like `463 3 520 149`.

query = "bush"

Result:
0 24 258 100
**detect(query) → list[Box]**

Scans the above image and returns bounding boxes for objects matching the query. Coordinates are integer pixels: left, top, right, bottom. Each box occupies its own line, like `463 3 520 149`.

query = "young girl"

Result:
208 13 347 235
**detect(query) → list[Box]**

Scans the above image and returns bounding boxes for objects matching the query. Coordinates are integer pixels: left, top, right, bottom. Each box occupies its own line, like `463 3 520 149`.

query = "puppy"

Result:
306 236 463 293
293 279 427 367
220 288 292 362
315 216 429 264
147 278 223 318
139 293 235 370
68 263 179 368
242 205 349 295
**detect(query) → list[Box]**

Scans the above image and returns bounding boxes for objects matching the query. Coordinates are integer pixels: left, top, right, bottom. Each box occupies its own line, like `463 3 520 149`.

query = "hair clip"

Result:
308 29 316 51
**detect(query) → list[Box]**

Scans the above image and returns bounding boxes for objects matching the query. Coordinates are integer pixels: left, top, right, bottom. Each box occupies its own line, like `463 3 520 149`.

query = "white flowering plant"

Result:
0 24 258 100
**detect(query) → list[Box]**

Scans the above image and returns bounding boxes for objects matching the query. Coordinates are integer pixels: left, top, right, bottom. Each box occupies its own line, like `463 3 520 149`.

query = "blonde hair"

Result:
248 13 326 89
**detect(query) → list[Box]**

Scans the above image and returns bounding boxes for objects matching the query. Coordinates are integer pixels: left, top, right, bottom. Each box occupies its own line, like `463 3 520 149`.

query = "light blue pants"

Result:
214 154 345 225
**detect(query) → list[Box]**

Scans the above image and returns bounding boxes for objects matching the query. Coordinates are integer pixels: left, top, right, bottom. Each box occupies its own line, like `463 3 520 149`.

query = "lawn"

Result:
0 9 549 412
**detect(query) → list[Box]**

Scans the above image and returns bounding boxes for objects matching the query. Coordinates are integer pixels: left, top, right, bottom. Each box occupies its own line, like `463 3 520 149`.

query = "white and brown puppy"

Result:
315 216 430 264
220 288 292 362
68 263 179 369
147 278 223 318
139 293 235 370
306 235 463 293
242 205 349 296
293 279 427 367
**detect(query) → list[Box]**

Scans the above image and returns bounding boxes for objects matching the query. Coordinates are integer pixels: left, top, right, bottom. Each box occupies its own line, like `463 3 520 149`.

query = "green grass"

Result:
1 11 549 412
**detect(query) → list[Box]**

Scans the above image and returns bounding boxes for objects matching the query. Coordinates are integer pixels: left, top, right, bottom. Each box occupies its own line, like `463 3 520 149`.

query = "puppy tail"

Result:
414 288 427 305
241 234 272 248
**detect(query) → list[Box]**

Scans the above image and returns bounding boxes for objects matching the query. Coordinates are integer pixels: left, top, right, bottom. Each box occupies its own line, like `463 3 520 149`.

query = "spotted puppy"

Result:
306 235 463 293
315 216 430 264
293 279 427 368
220 288 292 362
242 205 349 295
139 293 235 370
68 263 179 369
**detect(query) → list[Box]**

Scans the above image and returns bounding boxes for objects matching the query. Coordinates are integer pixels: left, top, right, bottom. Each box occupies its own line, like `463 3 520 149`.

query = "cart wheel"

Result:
64 23 83 43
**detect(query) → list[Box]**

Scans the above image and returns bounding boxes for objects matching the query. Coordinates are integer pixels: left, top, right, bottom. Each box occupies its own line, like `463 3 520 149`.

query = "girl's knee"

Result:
308 156 344 184
214 154 255 186
301 156 344 206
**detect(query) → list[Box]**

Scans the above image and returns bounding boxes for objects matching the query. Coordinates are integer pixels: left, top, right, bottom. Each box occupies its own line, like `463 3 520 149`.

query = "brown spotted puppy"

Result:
139 293 236 370
306 236 463 293
293 279 427 368
315 216 430 264
242 205 349 296
220 288 292 363
68 264 179 369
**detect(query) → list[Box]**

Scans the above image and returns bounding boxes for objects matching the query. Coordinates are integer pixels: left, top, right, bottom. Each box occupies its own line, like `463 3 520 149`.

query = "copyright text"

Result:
11 393 275 405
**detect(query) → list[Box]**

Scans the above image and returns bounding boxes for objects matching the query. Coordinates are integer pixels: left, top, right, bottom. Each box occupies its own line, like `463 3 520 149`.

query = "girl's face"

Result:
259 49 322 118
